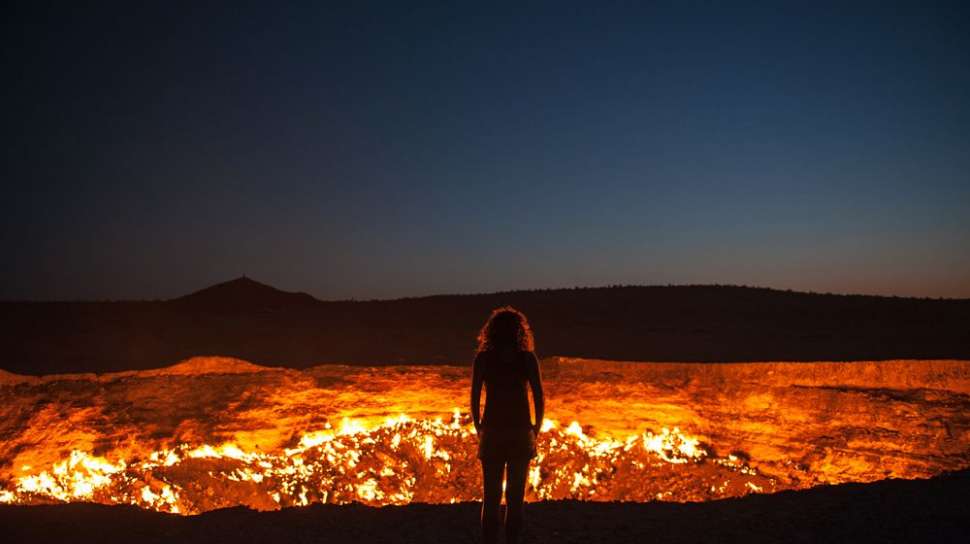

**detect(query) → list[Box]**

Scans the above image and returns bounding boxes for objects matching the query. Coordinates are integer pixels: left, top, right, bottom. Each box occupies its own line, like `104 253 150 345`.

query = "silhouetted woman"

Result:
470 306 544 544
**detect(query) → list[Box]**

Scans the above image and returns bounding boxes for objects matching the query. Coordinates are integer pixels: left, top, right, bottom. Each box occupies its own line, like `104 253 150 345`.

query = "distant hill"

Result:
1 279 968 375
173 276 320 311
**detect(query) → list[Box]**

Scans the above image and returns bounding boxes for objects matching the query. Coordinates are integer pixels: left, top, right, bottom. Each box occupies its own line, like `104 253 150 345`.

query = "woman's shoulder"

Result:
474 349 499 365
475 349 538 366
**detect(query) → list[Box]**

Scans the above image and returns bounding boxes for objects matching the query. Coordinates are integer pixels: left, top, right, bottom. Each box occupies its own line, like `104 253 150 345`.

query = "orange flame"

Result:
0 410 773 514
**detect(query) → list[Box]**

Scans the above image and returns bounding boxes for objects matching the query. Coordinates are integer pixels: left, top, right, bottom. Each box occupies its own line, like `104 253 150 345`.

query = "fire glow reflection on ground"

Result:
1 357 968 514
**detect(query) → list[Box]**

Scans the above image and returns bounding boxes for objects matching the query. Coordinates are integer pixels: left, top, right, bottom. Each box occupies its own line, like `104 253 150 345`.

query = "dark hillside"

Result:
1 278 968 374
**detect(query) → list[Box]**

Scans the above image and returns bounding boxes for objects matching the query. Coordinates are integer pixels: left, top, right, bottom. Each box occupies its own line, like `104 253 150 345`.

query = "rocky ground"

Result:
3 469 969 544
0 357 970 513
2 357 969 512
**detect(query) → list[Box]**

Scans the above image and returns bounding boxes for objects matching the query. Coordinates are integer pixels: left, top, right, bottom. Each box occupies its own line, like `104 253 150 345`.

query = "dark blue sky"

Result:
3 1 969 300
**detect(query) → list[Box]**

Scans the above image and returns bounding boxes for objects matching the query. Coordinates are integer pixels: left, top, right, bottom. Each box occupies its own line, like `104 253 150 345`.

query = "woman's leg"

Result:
504 457 530 544
480 459 504 544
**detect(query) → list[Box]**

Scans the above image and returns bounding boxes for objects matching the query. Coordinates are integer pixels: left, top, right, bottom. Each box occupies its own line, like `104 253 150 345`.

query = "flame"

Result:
13 450 126 503
0 410 772 514
8 358 958 515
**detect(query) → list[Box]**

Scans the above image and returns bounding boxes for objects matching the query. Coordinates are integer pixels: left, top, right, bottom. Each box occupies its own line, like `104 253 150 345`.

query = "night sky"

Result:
3 1 969 301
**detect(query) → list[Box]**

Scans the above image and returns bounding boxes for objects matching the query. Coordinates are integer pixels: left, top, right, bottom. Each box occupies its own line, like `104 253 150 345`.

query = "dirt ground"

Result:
3 470 969 543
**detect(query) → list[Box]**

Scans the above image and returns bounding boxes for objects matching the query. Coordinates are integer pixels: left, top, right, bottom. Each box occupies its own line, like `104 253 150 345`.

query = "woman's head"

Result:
476 306 534 353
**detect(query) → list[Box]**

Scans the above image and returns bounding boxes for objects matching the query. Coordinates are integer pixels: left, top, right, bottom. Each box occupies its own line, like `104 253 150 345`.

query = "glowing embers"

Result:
0 411 773 514
13 451 126 503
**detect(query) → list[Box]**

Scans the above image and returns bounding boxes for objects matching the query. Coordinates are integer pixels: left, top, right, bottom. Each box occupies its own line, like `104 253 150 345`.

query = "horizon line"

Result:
2 278 968 304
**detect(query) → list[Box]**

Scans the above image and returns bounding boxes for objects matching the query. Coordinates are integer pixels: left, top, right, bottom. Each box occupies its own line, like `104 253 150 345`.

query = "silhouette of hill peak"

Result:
172 276 319 310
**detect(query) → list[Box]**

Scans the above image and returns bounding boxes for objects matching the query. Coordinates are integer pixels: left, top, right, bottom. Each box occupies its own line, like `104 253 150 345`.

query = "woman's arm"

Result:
471 351 485 434
526 351 544 434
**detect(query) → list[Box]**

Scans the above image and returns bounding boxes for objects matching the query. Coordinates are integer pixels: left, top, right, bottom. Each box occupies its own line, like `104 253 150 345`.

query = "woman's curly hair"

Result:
476 306 535 353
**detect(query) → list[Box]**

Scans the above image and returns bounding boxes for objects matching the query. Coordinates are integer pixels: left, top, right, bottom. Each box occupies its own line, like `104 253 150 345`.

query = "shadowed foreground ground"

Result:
3 470 969 543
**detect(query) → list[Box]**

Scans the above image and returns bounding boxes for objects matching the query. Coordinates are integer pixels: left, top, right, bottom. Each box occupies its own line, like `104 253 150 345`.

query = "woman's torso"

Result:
481 349 532 430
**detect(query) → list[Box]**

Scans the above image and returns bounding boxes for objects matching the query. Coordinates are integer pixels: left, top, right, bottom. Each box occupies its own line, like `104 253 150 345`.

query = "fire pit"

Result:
2 357 968 514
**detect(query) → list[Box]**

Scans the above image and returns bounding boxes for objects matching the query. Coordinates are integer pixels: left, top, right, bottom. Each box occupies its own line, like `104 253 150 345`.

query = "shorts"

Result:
477 426 537 462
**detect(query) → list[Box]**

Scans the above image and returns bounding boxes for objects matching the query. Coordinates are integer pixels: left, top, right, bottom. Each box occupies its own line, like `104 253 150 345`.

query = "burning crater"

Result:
1 357 968 514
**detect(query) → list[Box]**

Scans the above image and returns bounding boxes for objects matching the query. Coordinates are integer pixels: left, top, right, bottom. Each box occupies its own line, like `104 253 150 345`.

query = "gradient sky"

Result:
3 1 969 300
